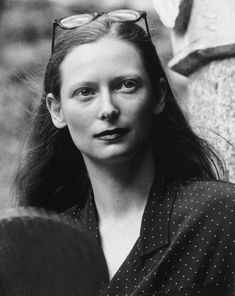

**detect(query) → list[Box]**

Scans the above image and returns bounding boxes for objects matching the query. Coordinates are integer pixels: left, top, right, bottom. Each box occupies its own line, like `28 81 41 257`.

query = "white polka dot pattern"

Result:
63 179 235 295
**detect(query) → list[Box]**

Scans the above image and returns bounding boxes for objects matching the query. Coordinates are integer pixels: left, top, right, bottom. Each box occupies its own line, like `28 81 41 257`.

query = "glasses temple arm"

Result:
143 14 151 40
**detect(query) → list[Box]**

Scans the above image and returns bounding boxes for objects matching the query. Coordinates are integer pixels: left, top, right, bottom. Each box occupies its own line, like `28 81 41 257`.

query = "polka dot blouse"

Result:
64 179 235 295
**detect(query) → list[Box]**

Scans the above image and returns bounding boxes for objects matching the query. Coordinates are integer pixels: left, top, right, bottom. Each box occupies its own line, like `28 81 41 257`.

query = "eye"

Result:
117 80 139 93
73 87 96 100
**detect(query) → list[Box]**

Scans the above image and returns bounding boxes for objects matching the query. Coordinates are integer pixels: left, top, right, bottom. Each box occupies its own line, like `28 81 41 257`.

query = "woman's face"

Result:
48 37 163 164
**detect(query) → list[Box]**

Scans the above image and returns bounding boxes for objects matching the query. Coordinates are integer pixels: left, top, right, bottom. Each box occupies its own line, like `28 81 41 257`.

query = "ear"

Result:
46 93 67 128
153 77 166 115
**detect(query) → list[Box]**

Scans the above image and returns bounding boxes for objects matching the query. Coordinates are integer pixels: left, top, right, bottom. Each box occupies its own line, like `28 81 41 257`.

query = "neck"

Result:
83 148 155 220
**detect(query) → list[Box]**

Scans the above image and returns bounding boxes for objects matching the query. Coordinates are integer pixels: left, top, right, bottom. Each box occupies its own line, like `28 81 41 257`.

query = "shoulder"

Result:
171 179 235 234
176 179 235 198
175 179 235 209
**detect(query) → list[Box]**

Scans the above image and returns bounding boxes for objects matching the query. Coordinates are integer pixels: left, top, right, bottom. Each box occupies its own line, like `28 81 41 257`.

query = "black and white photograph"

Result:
0 0 235 295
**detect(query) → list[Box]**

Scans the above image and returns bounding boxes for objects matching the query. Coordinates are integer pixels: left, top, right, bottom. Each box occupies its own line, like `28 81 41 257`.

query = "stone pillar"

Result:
153 0 235 182
186 60 235 181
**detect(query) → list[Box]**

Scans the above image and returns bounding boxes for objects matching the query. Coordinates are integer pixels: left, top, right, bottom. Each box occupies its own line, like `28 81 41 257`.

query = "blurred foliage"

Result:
0 0 182 208
0 0 67 208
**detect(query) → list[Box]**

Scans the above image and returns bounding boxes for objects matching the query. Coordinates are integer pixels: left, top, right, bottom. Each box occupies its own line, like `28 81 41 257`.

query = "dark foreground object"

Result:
0 207 107 296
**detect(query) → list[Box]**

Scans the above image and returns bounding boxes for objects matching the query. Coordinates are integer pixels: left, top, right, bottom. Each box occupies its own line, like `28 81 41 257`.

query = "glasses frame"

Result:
51 10 151 54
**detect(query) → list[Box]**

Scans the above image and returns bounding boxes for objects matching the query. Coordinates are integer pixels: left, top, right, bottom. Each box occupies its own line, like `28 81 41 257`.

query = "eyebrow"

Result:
111 75 144 84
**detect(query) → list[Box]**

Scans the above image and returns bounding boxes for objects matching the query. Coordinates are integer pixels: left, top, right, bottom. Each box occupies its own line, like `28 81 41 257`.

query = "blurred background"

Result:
0 0 187 209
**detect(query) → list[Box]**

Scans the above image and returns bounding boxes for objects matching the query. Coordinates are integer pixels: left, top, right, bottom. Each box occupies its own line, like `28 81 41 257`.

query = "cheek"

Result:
62 105 91 139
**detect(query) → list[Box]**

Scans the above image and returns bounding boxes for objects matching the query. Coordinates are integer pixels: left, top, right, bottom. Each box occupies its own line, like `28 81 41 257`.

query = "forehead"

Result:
59 37 147 84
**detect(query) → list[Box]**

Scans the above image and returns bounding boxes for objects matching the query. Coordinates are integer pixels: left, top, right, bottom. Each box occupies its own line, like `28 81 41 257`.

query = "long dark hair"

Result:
14 16 224 212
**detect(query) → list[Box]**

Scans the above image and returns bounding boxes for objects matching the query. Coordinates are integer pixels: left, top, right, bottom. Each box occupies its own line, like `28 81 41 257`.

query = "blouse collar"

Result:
73 178 176 256
139 179 176 255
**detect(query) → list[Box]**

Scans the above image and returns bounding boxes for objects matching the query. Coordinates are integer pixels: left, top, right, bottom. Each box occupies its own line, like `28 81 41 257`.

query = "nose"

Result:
98 90 120 122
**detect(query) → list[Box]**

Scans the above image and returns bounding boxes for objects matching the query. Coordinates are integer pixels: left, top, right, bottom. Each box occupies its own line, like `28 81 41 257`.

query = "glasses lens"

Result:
108 10 140 21
60 14 94 28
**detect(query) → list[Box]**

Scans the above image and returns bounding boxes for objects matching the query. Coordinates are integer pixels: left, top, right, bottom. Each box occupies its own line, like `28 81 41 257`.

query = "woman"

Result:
15 10 235 295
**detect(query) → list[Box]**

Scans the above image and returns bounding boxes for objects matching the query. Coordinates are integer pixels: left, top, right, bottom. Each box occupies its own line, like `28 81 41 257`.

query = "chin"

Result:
88 144 144 164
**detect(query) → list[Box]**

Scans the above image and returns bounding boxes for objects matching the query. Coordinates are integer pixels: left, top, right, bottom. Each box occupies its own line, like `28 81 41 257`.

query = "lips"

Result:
94 128 129 141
